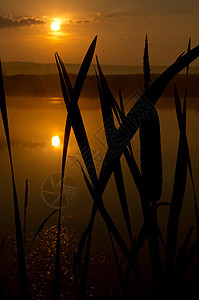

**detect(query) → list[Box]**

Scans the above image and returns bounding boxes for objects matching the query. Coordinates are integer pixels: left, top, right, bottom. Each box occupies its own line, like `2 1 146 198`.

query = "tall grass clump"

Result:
55 37 140 300
54 35 199 299
0 61 29 299
0 35 199 300
54 36 99 300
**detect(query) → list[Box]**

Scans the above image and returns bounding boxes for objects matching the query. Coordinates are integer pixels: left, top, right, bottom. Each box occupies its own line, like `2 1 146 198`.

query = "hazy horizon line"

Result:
2 61 199 67
2 62 199 76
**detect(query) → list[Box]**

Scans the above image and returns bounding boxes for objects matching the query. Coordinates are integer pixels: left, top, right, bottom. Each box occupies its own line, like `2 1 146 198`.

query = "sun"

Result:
51 22 60 32
52 136 60 147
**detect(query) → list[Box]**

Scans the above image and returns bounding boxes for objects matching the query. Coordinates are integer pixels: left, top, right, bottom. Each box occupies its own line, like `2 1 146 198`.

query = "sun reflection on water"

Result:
52 135 60 147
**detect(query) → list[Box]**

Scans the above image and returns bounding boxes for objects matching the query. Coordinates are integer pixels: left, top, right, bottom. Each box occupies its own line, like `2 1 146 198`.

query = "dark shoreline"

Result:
3 73 199 98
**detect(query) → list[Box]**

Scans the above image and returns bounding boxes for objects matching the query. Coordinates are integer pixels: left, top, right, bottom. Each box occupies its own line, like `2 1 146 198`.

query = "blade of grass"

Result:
96 58 133 243
0 60 29 299
177 239 199 276
27 209 58 253
175 83 199 236
23 179 28 245
176 226 194 274
119 88 125 116
74 36 97 100
166 85 188 277
183 38 199 237
76 222 93 300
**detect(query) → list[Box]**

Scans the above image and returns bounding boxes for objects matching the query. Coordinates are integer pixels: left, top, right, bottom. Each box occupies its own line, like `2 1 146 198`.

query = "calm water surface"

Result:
0 96 199 247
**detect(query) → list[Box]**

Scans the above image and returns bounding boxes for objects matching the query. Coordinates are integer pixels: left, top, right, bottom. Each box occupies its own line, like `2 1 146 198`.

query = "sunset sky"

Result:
0 0 199 65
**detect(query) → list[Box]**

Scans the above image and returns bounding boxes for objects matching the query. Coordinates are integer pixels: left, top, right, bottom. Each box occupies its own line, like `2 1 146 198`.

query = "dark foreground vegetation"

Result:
0 36 199 300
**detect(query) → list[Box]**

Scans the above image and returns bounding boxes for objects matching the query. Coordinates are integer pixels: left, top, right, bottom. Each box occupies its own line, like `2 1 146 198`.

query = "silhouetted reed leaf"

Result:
175 83 199 236
184 39 199 236
28 209 58 250
23 179 28 244
96 58 133 243
76 226 93 300
166 85 188 274
119 89 134 156
75 205 97 299
0 60 29 299
74 36 97 99
73 213 94 285
119 88 125 115
178 239 199 276
176 226 194 274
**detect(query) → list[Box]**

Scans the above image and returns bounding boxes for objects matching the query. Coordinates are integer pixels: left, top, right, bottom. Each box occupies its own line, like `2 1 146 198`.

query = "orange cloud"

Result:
0 15 46 29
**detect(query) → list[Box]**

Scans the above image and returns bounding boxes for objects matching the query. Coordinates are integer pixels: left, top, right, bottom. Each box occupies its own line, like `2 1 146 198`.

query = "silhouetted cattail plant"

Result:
140 34 162 203
138 34 163 298
143 34 151 93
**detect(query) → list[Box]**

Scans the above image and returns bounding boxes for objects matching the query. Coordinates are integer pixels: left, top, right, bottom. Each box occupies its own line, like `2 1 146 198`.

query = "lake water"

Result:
0 96 199 248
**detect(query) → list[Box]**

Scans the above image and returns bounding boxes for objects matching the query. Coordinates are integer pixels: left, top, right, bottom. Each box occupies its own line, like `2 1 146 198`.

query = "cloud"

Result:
66 13 112 25
0 15 46 29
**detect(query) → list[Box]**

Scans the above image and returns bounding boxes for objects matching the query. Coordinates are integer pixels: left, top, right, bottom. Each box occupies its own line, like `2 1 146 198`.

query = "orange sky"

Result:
0 0 199 65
